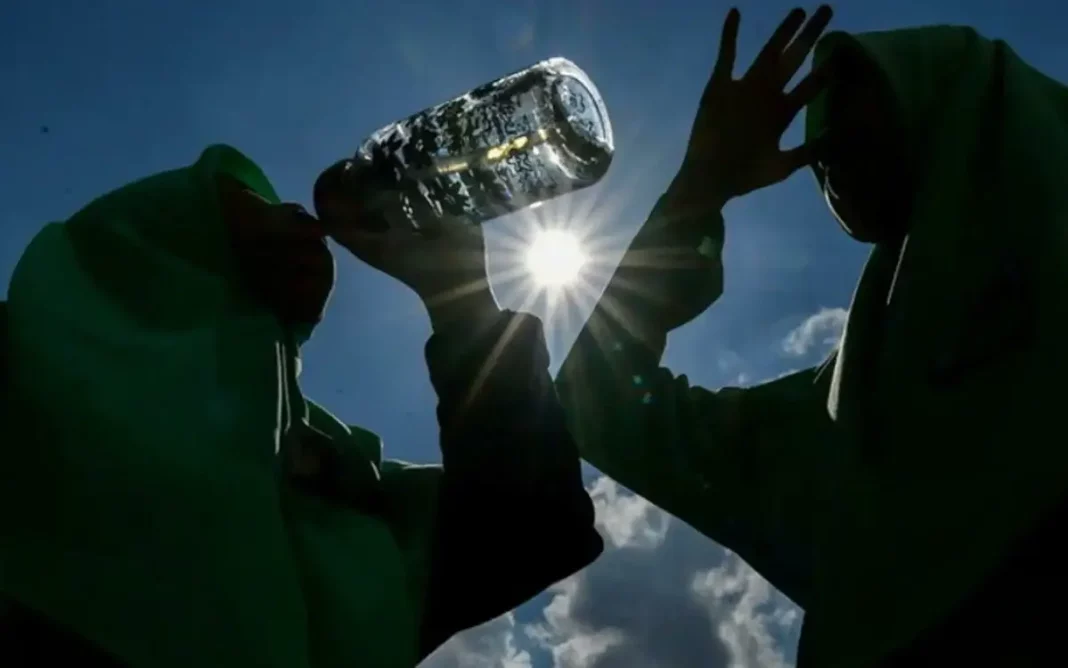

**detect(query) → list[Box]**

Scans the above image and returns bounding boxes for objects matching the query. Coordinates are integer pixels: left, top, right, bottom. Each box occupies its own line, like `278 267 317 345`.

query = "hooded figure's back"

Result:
0 146 422 668
801 26 1068 664
557 26 1068 667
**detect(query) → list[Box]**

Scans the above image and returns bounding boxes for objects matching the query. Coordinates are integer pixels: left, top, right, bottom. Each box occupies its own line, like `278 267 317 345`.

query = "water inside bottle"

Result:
357 57 613 232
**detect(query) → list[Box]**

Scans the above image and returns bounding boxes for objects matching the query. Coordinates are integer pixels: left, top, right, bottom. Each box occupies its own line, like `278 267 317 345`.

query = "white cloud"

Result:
527 478 802 668
782 308 848 357
420 612 532 668
717 350 745 373
730 372 751 387
418 480 803 668
527 576 627 668
692 553 801 668
588 475 670 550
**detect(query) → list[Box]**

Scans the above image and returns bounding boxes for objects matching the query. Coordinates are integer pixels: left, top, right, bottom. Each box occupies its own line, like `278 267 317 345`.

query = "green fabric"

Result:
1 145 436 668
558 27 1068 667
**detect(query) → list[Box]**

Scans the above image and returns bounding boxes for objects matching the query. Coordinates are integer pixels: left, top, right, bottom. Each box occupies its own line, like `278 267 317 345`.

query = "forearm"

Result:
427 308 594 514
557 167 728 482
424 281 501 334
418 310 601 653
555 170 832 607
558 333 830 608
600 166 728 351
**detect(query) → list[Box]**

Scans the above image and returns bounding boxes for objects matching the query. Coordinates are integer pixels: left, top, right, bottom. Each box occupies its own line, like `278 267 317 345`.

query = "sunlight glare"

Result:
525 229 587 287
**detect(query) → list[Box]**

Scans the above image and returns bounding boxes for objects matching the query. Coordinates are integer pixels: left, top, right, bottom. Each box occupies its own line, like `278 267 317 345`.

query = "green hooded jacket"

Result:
1 145 602 668
557 26 1068 667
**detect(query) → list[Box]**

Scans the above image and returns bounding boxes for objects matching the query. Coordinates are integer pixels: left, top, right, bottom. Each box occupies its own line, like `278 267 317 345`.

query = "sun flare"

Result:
525 229 587 287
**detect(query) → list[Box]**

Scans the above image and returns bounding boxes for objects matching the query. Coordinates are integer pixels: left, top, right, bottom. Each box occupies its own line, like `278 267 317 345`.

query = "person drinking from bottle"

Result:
1 144 603 668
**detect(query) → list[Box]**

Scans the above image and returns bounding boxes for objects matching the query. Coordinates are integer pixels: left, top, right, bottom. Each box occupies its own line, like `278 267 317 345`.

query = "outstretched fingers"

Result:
780 5 834 82
780 133 829 176
784 61 830 116
712 8 742 82
778 61 832 176
751 7 807 75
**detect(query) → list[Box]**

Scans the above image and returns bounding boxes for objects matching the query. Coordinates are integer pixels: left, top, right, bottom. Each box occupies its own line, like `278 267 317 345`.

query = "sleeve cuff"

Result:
425 310 550 421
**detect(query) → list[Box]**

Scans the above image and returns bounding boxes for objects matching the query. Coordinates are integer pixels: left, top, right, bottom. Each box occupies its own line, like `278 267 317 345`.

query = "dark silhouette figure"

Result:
558 6 1068 666
1 144 602 668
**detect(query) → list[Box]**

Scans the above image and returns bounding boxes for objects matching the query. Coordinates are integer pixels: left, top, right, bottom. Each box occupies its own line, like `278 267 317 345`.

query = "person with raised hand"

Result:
558 5 1068 665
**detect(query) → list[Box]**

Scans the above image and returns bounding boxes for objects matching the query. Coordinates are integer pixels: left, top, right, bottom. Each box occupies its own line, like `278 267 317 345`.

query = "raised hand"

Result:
683 6 834 201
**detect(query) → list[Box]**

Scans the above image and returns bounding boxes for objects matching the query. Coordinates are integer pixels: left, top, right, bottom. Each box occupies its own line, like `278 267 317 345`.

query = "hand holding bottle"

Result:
314 159 498 329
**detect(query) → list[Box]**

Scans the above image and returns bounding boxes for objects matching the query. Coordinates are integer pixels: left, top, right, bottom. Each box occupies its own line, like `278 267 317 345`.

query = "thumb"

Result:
314 157 391 237
780 133 829 175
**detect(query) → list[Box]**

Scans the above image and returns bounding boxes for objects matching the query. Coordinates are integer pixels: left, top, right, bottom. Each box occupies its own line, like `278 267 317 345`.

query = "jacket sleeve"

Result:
1 300 9 442
1 301 7 390
555 187 835 609
387 309 604 660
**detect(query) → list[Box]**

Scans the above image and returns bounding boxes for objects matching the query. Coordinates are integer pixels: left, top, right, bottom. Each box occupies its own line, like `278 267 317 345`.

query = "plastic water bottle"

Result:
331 57 613 234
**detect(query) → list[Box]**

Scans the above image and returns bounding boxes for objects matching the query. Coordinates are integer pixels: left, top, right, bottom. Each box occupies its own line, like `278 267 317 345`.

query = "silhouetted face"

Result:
815 47 913 244
217 175 336 327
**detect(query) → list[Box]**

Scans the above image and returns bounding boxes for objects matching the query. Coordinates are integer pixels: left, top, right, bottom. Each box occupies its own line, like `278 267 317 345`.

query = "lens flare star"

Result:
525 229 587 287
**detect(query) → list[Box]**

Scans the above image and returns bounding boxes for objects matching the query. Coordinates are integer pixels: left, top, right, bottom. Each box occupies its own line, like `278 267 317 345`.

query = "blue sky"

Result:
3 0 1066 666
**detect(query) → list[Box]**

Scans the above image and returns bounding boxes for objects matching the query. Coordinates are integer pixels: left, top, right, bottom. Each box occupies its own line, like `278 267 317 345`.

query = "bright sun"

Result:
526 229 587 287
